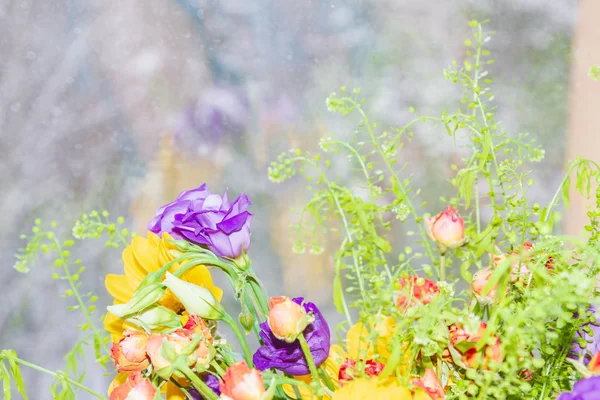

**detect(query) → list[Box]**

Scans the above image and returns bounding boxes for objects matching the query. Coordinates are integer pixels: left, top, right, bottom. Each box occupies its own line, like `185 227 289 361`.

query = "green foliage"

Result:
72 210 133 247
270 20 600 399
9 211 131 398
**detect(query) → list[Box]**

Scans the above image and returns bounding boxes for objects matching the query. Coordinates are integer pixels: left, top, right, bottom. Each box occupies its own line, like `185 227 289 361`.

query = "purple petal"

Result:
252 298 330 375
148 184 252 258
217 211 252 235
203 194 224 211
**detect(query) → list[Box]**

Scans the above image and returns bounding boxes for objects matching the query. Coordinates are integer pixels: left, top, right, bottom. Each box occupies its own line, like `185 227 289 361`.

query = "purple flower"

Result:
148 184 253 258
569 306 600 365
559 375 600 400
189 373 221 399
253 297 330 376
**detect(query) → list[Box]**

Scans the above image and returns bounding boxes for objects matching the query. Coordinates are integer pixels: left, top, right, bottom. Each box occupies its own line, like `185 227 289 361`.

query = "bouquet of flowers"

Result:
4 20 600 400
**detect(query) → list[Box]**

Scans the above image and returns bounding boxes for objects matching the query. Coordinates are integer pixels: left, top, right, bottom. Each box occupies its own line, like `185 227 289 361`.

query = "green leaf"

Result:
373 236 392 253
447 344 469 369
455 339 478 353
1 360 11 400
6 351 27 400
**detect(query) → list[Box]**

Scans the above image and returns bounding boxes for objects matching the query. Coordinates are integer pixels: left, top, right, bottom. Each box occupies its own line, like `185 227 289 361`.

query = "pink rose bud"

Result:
425 206 466 251
220 361 273 400
471 268 497 304
146 319 213 379
395 276 440 310
110 329 150 373
109 371 156 400
412 368 445 399
267 296 315 343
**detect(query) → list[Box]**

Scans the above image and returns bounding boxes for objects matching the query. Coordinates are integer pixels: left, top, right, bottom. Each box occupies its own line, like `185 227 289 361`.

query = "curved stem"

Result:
222 313 254 367
348 99 436 262
298 333 324 394
179 365 219 400
52 237 106 358
9 356 106 399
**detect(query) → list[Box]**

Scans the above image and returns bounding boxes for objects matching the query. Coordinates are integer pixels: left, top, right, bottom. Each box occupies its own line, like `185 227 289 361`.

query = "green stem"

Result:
246 273 269 317
10 356 106 399
335 242 354 325
298 333 324 394
439 253 446 282
179 365 219 400
262 372 315 391
318 366 336 391
222 313 254 367
349 99 436 262
210 361 227 376
52 238 105 358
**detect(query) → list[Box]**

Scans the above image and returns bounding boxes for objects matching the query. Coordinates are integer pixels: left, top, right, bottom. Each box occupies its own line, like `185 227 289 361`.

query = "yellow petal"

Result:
122 246 146 288
158 232 177 266
324 344 347 378
131 236 160 274
105 274 134 303
104 314 124 342
166 380 188 400
147 231 161 247
331 378 411 400
177 264 223 301
346 316 396 360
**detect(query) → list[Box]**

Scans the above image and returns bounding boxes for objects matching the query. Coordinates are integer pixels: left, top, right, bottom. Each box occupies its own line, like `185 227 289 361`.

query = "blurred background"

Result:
1 0 599 397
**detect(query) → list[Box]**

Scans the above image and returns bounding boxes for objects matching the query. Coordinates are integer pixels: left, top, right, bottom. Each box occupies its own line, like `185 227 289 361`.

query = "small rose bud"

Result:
448 322 503 369
395 276 440 310
471 268 497 304
109 371 156 400
110 329 150 373
267 296 315 343
220 361 274 400
146 315 214 379
107 282 166 318
338 358 385 387
162 272 223 320
412 368 444 400
183 315 215 369
425 206 466 251
146 332 189 379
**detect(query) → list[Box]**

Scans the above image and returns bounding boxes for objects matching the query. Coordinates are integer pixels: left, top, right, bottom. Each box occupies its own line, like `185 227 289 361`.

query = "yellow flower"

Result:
104 232 222 341
282 316 406 399
331 377 412 399
105 232 222 399
346 315 396 361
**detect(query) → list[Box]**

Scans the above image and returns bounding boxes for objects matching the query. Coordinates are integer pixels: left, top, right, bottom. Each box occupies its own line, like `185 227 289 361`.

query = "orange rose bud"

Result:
338 358 385 386
146 318 213 379
109 371 156 400
412 368 445 400
110 329 150 373
471 268 497 304
267 296 314 343
425 206 466 251
590 352 600 373
447 322 503 369
396 276 440 310
220 360 268 400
